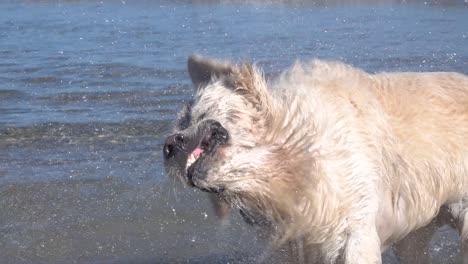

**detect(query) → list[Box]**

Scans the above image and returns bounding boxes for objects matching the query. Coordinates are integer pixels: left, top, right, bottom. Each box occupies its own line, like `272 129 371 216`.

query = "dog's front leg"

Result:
449 199 468 264
456 208 468 264
344 224 382 264
394 205 454 264
287 238 321 264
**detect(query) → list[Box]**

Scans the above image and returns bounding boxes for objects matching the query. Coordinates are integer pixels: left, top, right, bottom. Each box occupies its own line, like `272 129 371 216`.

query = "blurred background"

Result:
0 0 467 263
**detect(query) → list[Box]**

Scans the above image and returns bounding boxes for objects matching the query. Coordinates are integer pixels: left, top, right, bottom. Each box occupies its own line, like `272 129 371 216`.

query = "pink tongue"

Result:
191 148 204 158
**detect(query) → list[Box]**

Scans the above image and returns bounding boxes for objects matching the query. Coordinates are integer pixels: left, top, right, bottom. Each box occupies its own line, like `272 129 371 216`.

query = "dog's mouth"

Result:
164 119 229 192
185 144 207 184
186 123 228 192
186 147 204 171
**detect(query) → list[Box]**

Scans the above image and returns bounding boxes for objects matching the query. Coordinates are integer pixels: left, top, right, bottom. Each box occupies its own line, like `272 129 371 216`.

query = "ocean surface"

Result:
0 0 467 263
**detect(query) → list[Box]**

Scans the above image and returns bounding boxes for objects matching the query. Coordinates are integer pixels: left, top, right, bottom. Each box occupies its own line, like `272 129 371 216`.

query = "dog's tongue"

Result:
192 147 204 159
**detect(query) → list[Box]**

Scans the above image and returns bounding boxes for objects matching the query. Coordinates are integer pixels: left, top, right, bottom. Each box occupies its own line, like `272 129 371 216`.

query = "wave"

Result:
0 119 173 148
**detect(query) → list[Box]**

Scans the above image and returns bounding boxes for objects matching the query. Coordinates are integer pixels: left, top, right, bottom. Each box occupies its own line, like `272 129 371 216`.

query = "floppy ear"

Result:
188 55 272 117
226 64 272 115
187 54 234 89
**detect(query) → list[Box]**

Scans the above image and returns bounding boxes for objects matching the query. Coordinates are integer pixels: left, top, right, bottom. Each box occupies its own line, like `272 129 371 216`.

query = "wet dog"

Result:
164 55 468 263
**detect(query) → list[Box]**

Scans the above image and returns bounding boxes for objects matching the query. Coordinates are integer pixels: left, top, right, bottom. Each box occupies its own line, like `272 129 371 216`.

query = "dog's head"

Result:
164 55 310 227
164 55 273 190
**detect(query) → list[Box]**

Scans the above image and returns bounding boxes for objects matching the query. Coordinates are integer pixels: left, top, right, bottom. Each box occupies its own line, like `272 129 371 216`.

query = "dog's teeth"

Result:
186 154 197 169
186 151 203 170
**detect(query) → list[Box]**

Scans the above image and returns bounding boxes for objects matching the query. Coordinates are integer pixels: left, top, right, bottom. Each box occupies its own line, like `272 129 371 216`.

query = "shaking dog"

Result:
164 55 468 264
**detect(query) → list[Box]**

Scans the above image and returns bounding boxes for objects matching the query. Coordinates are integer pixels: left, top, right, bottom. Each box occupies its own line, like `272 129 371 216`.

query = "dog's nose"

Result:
163 133 184 159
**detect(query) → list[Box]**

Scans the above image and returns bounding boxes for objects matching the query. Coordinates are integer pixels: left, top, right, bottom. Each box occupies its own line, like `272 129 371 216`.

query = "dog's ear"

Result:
188 55 271 116
226 64 272 115
188 55 234 89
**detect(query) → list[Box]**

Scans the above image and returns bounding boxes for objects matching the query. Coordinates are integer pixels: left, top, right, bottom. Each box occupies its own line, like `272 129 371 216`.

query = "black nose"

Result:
163 133 184 159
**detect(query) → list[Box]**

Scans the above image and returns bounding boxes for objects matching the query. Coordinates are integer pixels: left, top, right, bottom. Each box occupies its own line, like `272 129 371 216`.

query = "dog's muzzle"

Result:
163 120 228 161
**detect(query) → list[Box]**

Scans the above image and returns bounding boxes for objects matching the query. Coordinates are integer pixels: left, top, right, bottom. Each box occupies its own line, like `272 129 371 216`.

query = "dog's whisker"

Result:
170 173 179 203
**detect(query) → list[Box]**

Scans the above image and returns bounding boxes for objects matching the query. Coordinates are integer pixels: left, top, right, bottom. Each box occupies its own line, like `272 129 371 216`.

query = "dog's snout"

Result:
163 133 184 159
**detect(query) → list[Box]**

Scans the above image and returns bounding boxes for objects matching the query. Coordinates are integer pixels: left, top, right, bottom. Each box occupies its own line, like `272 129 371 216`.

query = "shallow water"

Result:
0 0 467 263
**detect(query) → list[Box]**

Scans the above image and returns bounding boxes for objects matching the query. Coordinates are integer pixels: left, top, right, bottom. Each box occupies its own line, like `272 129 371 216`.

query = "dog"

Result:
163 54 468 263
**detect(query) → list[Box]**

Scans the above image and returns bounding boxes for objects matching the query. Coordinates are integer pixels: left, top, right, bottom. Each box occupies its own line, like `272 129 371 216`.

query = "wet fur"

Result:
169 55 468 263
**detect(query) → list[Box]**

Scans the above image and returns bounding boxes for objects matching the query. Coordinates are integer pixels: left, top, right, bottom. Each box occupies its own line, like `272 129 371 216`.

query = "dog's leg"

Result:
287 239 305 264
460 210 468 264
394 206 453 264
451 208 468 264
208 194 230 220
285 238 322 264
457 207 468 264
393 227 433 264
344 224 382 264
450 200 468 264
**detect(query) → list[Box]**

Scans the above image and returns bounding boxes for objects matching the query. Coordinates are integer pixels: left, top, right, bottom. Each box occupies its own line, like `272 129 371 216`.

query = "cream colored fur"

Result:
176 56 468 264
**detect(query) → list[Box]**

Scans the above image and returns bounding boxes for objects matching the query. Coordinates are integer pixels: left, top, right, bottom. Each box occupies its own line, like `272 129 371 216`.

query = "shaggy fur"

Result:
164 55 468 264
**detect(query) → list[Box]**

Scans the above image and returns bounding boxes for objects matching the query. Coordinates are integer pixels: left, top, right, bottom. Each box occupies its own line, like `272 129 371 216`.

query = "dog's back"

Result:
281 60 468 255
371 71 468 242
373 71 468 197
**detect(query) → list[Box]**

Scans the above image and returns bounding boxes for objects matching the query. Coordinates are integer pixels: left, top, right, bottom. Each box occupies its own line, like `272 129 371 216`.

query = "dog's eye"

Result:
176 101 193 130
209 121 229 142
197 113 206 122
